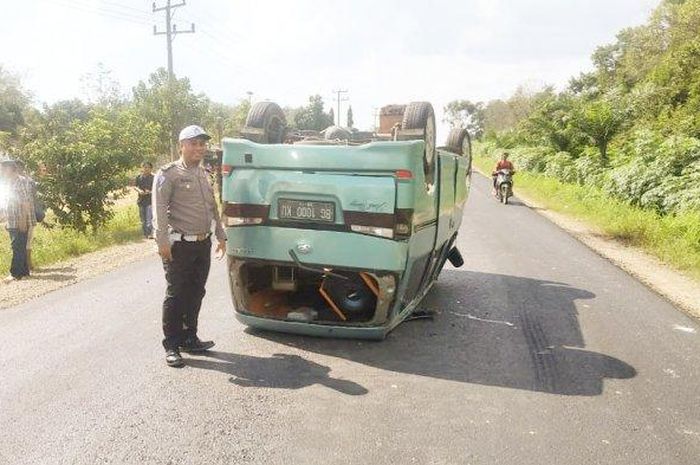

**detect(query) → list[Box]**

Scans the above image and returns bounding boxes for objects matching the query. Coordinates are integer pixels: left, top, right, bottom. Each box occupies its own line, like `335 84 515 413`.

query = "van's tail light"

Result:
344 211 394 239
394 169 413 180
350 225 394 239
221 164 233 176
223 203 269 227
344 209 414 240
394 208 413 239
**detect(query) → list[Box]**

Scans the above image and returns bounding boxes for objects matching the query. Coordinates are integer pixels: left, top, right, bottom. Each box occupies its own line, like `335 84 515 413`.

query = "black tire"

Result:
324 125 351 140
445 127 467 154
402 102 436 186
325 274 376 320
501 185 509 204
243 102 287 144
446 127 473 174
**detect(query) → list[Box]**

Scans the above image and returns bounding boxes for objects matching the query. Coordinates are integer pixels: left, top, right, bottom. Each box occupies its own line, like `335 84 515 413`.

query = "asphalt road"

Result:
2 175 699 465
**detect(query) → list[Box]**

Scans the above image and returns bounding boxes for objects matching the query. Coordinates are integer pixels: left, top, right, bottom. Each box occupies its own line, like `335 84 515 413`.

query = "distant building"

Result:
378 104 406 134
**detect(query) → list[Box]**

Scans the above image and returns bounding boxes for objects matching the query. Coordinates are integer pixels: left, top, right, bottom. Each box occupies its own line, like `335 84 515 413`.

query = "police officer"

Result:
152 125 227 367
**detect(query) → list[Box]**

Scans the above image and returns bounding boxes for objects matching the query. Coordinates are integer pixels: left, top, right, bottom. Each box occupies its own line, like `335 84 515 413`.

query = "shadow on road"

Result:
186 351 368 396
250 270 636 397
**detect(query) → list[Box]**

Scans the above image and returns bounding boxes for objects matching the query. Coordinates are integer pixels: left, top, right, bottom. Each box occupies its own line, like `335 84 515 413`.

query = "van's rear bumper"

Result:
225 226 408 271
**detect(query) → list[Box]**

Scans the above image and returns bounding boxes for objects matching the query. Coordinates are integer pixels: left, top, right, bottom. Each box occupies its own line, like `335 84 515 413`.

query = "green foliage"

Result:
570 93 629 163
473 152 700 279
347 106 353 128
202 100 251 145
476 0 700 220
80 62 124 107
443 100 485 138
0 204 143 276
132 68 209 156
23 106 159 232
292 95 334 131
0 66 31 150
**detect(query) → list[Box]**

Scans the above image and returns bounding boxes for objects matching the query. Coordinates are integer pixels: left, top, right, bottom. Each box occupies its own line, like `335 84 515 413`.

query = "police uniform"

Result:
152 156 226 352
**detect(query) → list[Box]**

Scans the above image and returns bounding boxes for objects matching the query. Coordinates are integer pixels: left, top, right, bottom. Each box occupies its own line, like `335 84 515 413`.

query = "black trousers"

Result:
8 229 30 278
161 238 211 350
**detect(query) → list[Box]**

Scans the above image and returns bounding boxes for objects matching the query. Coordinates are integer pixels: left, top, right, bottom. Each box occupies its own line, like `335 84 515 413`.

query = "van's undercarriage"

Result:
228 259 397 326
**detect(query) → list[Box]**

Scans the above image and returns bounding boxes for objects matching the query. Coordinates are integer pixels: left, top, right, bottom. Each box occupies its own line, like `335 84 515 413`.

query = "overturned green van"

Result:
221 101 472 339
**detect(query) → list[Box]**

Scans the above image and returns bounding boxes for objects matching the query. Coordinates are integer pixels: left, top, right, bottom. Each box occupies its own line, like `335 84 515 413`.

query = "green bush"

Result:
474 149 700 279
0 205 143 276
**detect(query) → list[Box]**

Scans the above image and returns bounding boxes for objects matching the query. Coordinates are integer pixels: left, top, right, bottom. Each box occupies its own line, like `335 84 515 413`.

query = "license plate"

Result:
278 199 335 223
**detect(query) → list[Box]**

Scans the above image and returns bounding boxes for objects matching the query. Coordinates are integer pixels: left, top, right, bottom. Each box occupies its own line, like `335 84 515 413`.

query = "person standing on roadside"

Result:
15 160 40 270
1 160 36 281
135 161 154 239
152 125 227 368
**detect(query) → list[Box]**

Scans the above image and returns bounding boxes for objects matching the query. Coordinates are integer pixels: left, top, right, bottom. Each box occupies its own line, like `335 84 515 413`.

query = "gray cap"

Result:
178 125 211 142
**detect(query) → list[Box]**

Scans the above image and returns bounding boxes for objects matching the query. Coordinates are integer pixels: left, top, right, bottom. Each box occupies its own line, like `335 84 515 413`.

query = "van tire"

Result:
402 102 436 186
242 102 287 144
324 125 351 140
446 127 471 157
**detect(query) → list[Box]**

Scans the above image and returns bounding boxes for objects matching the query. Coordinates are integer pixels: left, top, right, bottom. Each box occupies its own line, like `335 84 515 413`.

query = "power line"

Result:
52 0 152 25
95 0 152 15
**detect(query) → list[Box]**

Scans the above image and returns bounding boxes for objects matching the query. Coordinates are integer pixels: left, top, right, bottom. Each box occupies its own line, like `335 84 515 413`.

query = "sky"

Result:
1 0 660 139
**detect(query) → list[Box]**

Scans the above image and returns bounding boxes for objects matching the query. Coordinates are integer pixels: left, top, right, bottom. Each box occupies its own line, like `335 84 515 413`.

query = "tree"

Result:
202 99 252 144
0 66 31 148
328 108 335 126
483 99 517 134
571 96 628 164
23 106 159 231
517 90 584 154
443 100 485 138
132 68 209 156
347 105 354 128
293 95 333 131
80 63 124 108
222 99 251 137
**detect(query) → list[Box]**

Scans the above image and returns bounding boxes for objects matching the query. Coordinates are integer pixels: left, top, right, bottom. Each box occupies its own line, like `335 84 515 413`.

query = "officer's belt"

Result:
170 232 211 242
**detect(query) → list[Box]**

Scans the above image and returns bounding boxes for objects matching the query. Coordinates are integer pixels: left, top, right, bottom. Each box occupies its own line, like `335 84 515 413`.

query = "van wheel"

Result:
446 127 472 173
325 274 376 320
445 128 472 157
402 102 436 187
242 102 287 144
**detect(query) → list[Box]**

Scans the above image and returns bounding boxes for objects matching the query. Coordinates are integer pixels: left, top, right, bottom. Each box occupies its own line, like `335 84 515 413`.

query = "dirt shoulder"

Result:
478 170 700 321
0 239 157 309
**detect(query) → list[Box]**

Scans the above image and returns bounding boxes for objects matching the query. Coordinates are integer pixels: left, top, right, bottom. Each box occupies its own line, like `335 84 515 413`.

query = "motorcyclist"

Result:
492 152 515 195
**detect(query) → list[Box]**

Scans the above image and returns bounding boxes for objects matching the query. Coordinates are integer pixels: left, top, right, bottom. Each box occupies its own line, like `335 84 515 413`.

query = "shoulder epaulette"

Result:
159 161 177 172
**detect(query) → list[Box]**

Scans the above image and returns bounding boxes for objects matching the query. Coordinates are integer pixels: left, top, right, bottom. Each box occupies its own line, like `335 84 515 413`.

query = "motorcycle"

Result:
495 169 513 204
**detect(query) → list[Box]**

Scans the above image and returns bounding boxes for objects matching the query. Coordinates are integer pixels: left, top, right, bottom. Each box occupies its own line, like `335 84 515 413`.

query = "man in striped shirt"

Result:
1 160 36 280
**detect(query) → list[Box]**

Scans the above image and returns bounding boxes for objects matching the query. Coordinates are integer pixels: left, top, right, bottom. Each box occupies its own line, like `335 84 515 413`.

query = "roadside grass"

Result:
473 155 700 281
0 204 144 276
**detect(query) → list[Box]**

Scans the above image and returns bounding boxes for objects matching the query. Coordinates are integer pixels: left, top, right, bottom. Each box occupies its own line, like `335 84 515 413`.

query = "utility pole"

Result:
153 1 195 160
372 107 380 132
332 89 348 126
